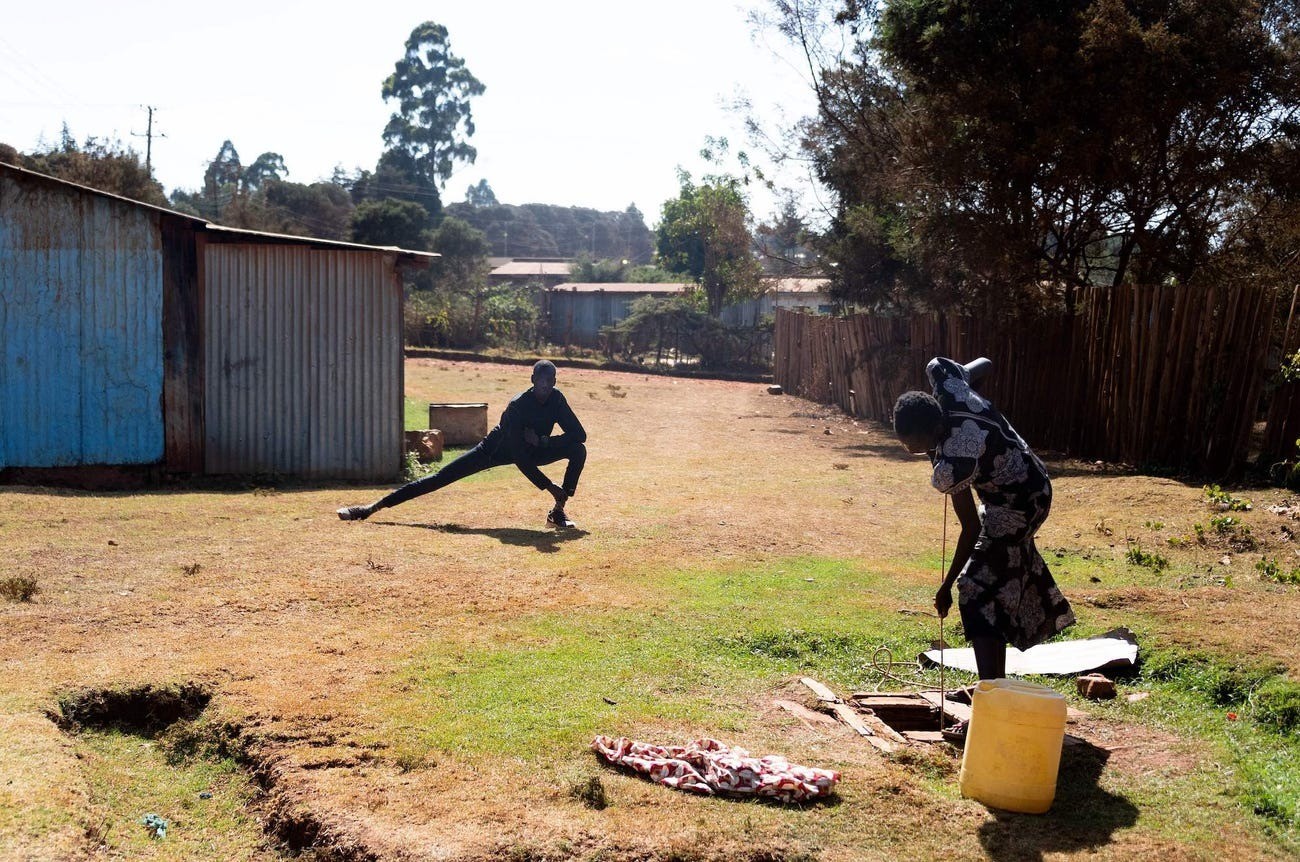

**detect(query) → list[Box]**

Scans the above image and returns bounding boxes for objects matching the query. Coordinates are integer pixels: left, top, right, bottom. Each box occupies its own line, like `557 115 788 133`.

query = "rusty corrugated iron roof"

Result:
772 277 831 293
548 282 692 294
491 260 573 276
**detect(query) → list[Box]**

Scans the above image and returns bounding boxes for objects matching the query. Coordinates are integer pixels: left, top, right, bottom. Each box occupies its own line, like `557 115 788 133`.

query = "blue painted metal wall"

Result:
0 173 165 468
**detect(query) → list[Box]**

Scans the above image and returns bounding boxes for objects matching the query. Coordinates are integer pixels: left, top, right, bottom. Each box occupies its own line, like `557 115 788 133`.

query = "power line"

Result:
0 36 82 106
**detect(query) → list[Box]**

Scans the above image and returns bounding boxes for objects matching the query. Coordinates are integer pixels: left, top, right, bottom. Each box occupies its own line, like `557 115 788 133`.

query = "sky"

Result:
1 1 823 226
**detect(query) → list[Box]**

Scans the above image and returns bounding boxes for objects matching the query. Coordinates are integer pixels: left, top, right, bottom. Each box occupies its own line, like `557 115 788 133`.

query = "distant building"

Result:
543 277 832 346
0 161 434 483
488 257 572 287
722 277 833 327
544 282 691 346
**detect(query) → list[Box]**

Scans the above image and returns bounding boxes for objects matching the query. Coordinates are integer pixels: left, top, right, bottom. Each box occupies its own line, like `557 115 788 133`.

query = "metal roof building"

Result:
542 278 831 346
488 258 572 286
0 162 433 483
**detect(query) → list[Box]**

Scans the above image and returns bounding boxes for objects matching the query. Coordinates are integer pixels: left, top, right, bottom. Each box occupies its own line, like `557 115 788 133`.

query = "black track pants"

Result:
375 440 586 510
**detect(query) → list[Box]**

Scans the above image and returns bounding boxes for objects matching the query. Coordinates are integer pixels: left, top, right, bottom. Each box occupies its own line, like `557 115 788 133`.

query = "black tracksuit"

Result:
376 387 587 510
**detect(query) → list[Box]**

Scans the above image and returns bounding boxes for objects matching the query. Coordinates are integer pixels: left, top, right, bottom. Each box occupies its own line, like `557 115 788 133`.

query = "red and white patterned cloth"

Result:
591 736 840 803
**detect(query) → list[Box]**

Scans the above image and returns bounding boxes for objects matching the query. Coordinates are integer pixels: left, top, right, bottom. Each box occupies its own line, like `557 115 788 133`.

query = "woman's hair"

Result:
893 391 942 437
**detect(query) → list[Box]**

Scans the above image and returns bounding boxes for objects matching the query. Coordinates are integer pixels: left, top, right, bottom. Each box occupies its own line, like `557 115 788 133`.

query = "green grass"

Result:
375 558 947 760
915 546 1137 592
1039 648 1300 848
72 729 268 860
404 396 429 432
368 553 1300 850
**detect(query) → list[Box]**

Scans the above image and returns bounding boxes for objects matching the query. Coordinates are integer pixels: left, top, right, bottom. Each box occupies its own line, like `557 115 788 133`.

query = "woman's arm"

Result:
935 485 980 618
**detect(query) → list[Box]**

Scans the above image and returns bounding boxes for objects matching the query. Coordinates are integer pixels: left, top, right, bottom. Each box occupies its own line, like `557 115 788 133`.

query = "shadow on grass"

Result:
832 439 919 463
975 740 1138 862
376 520 589 553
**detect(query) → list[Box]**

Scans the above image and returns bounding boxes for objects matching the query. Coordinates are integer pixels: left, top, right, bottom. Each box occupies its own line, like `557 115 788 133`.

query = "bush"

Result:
1125 544 1169 572
1204 484 1252 512
600 295 773 370
405 285 541 350
1256 558 1300 585
484 285 540 347
0 575 38 602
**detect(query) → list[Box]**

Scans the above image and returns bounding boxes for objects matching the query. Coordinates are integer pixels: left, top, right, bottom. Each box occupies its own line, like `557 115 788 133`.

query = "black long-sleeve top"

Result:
485 387 586 460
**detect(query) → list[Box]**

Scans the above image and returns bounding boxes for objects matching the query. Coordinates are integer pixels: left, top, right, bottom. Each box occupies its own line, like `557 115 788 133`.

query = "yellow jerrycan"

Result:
959 678 1067 814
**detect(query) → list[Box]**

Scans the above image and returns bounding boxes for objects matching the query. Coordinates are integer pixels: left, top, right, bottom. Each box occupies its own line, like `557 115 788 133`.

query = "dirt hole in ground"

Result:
48 682 212 736
46 682 251 768
46 685 363 859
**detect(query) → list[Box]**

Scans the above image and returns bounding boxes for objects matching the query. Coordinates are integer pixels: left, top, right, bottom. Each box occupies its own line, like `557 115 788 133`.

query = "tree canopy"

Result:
381 21 485 192
464 179 498 207
169 141 354 240
657 170 763 316
350 198 431 249
442 201 655 260
766 0 1300 312
1 127 166 207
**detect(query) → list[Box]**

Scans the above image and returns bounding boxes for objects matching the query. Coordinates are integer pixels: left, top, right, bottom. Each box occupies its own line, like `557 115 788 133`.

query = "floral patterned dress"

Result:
927 357 1075 650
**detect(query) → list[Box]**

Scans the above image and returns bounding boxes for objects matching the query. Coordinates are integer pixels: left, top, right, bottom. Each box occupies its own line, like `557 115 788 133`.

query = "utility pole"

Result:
131 105 166 176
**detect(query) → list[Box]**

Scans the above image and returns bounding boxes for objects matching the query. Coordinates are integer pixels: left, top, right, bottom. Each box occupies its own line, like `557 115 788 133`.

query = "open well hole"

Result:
855 694 942 732
849 690 973 743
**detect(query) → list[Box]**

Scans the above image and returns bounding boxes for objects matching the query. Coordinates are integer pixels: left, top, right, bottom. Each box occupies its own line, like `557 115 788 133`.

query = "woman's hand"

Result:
934 585 953 618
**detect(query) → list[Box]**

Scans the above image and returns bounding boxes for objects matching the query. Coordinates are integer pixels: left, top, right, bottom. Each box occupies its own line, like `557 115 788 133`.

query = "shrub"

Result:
569 775 607 809
1125 544 1169 572
0 575 38 602
1257 558 1300 585
1204 484 1252 512
1210 515 1257 551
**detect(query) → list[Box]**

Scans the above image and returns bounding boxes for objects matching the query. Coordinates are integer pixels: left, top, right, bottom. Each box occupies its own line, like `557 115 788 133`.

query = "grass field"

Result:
2 358 1298 861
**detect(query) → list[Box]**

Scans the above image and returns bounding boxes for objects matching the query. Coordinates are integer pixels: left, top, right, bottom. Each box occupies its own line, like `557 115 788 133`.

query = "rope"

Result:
867 646 929 689
861 494 956 729
939 493 948 732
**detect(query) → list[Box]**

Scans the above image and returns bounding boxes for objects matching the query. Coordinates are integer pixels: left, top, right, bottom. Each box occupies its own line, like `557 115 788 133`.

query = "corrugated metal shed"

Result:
0 169 166 467
0 161 433 483
203 243 403 478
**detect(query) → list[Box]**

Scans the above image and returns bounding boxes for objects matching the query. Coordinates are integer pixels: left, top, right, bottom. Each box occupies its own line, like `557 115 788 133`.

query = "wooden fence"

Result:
773 283 1287 476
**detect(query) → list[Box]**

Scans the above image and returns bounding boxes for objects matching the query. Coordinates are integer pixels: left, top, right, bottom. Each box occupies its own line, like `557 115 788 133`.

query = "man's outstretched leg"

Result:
338 443 502 521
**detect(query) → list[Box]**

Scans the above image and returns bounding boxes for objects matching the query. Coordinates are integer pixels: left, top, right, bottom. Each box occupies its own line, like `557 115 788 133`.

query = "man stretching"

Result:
338 360 586 528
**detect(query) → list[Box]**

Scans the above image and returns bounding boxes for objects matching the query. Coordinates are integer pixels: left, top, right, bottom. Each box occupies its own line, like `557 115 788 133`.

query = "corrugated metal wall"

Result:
203 244 402 479
548 291 648 346
0 173 164 468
